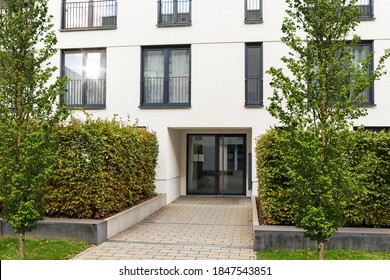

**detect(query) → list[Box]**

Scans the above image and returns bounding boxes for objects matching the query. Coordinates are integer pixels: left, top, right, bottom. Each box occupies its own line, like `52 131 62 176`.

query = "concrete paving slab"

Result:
73 196 255 260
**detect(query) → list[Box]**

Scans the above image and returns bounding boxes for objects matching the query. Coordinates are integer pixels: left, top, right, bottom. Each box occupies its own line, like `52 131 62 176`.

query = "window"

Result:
141 46 191 107
158 0 191 26
62 49 106 108
245 0 262 23
352 41 373 105
354 0 373 19
61 0 117 30
245 43 263 107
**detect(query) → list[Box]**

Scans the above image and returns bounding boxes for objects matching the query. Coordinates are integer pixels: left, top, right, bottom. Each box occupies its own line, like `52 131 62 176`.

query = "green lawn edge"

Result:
256 249 390 260
0 237 91 260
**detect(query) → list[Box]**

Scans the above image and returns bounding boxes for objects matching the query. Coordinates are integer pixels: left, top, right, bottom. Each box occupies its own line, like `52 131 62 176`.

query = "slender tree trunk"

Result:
17 82 26 261
19 232 25 260
317 235 325 260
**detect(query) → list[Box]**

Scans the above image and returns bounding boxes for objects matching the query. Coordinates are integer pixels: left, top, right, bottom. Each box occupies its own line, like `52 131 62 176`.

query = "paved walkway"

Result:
74 196 256 260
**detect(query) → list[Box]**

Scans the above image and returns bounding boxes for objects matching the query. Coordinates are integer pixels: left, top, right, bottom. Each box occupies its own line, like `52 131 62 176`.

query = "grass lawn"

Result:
257 249 390 260
0 237 91 260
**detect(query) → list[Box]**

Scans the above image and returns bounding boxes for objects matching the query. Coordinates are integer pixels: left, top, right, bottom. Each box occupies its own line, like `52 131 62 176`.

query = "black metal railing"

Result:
143 77 164 104
245 0 263 22
64 79 106 108
169 77 190 103
62 0 117 30
143 76 190 104
245 77 263 106
158 0 191 25
355 0 373 18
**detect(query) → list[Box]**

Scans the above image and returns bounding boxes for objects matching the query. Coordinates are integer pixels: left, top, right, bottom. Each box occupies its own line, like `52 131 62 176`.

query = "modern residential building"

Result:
48 0 390 203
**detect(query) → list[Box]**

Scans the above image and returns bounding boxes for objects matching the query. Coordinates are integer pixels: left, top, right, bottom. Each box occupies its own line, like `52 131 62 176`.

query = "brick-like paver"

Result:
73 196 255 260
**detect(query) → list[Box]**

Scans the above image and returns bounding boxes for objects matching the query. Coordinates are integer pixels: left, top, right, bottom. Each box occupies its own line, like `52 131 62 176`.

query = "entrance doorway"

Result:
187 134 246 195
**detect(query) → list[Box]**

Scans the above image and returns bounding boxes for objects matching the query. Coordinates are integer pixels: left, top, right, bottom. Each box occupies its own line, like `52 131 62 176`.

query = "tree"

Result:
266 0 390 260
0 0 68 259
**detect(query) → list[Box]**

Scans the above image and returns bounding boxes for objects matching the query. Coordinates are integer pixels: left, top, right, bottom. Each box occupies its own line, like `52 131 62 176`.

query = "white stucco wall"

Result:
47 0 390 203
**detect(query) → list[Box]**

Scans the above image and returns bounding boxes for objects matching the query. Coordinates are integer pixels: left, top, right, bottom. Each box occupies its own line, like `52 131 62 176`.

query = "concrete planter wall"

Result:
252 197 390 252
0 193 166 245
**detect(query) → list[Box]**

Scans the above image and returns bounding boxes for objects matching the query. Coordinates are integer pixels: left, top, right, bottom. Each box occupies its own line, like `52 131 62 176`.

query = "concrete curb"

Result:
0 193 166 245
251 196 390 252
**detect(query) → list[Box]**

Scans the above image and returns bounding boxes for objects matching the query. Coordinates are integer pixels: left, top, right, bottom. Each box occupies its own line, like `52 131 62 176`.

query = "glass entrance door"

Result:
187 135 246 195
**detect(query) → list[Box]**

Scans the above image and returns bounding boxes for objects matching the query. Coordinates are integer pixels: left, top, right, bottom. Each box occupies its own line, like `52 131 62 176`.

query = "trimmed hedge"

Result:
346 129 390 227
44 117 159 219
256 128 294 225
256 128 390 227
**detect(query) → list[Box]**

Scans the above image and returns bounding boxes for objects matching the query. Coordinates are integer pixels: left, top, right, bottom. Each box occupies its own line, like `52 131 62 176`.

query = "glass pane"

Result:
220 136 245 195
247 46 262 104
86 52 106 106
178 0 190 13
144 50 165 103
352 44 370 102
86 52 105 79
177 0 190 23
246 0 261 20
188 136 217 195
161 0 174 15
169 49 190 103
64 53 83 106
160 0 174 23
352 45 370 64
247 46 261 76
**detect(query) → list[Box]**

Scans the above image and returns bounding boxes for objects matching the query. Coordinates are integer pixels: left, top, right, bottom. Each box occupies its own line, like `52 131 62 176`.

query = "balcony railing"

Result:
62 0 117 30
158 0 191 26
143 77 190 104
245 0 263 23
245 77 263 106
64 79 106 108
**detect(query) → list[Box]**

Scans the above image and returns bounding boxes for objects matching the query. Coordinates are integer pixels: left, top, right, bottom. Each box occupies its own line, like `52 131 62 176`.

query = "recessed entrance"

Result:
187 134 246 195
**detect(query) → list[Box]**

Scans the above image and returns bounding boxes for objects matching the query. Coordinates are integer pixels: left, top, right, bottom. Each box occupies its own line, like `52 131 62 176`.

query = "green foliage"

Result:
265 0 390 254
267 0 375 131
256 249 390 260
346 128 390 227
283 129 358 242
0 0 68 241
0 237 91 260
256 128 390 228
256 128 294 224
44 117 159 219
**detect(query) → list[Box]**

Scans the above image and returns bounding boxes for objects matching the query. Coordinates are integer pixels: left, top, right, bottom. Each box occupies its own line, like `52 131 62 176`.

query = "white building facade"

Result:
48 0 390 203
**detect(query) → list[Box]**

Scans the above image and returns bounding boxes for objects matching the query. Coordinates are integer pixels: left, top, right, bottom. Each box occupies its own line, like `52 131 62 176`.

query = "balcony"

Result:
61 0 117 31
158 0 191 26
64 79 106 108
245 77 263 107
142 76 190 105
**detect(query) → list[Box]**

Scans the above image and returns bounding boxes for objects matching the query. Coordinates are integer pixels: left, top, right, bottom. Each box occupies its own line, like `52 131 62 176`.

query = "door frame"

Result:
186 134 247 196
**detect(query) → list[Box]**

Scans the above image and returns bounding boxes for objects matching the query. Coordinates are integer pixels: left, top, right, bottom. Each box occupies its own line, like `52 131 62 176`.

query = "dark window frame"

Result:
356 0 374 20
245 42 263 107
61 48 107 109
157 0 192 27
61 0 118 31
244 0 263 23
140 45 191 108
352 40 374 106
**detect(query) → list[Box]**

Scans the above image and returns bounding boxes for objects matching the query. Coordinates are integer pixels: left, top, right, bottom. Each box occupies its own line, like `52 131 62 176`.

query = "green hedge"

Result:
44 117 159 219
256 128 390 227
256 128 294 225
346 129 390 227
